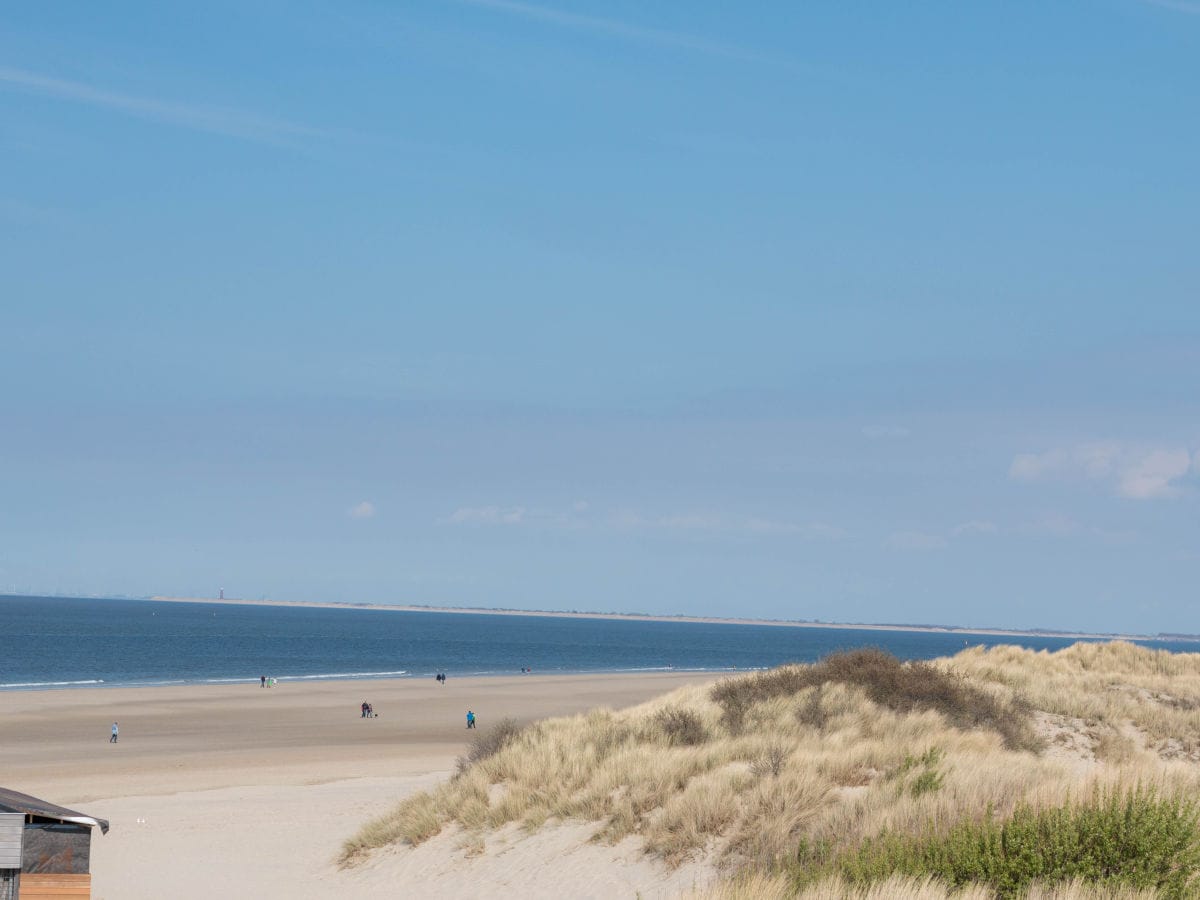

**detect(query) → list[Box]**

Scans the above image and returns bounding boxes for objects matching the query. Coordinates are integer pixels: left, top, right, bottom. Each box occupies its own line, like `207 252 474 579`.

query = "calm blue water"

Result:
2 595 1198 690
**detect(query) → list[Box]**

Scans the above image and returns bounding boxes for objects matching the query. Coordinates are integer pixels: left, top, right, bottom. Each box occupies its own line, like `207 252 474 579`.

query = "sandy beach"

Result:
0 671 717 899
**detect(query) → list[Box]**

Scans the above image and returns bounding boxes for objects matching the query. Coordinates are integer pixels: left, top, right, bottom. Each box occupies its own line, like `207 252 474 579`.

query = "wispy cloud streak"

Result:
1140 0 1200 14
453 0 765 62
1009 442 1194 499
0 66 320 145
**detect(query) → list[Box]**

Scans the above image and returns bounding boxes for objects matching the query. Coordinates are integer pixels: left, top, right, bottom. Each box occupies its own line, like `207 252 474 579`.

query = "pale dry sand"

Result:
0 672 717 899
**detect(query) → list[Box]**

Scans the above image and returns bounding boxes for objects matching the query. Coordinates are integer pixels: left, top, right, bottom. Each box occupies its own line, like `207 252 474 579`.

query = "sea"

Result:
3 594 1198 691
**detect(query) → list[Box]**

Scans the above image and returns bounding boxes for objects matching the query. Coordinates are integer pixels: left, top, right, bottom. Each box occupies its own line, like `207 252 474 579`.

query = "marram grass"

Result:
342 642 1200 899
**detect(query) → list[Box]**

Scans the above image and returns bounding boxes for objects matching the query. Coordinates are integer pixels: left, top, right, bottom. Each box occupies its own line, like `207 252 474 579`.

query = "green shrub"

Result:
712 649 1040 751
888 747 945 797
798 787 1200 898
908 767 944 797
894 746 944 775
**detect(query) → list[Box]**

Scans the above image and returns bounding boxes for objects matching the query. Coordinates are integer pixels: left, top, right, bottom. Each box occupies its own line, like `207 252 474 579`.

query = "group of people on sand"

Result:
259 675 277 688
360 701 377 718
435 672 447 684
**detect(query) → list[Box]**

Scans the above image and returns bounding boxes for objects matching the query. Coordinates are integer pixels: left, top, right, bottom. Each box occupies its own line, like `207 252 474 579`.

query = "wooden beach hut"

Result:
0 788 108 899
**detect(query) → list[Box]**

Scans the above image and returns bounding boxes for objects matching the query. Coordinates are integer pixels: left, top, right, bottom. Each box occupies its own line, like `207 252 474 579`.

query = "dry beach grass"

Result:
346 642 1200 898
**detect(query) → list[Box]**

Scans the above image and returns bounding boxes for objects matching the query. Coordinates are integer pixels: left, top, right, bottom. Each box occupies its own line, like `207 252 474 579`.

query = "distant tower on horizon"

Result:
219 588 224 600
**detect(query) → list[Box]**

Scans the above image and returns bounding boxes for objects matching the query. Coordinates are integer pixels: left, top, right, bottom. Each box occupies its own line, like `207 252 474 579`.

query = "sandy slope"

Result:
0 672 716 898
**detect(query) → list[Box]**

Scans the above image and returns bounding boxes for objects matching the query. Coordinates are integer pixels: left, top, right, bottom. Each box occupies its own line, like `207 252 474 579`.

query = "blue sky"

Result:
2 1 1198 633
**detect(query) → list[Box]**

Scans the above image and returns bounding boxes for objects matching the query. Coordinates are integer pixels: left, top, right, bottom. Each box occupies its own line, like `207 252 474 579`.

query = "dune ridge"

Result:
347 641 1200 898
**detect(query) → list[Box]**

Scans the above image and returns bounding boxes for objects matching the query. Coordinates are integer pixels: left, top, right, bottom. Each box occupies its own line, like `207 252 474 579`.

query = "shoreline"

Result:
141 594 1160 643
0 665 747 694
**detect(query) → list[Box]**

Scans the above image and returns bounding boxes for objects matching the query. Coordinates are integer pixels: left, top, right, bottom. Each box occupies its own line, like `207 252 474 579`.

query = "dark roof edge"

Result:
0 787 109 834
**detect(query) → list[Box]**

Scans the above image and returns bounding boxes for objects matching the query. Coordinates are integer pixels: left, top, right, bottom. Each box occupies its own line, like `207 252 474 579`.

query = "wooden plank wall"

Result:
0 813 22 869
17 873 91 899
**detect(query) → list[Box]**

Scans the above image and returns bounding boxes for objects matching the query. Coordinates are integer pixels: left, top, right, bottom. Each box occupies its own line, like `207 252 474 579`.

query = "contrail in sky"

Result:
452 0 768 63
1139 0 1200 12
0 65 319 145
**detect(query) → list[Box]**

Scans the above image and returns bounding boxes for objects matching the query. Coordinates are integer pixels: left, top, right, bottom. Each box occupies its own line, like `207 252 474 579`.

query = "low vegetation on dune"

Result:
799 787 1200 898
343 642 1200 898
710 648 1041 752
693 872 1167 900
945 642 1200 761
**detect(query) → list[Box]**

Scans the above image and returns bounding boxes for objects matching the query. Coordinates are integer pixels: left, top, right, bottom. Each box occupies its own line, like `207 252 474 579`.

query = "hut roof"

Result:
0 788 109 834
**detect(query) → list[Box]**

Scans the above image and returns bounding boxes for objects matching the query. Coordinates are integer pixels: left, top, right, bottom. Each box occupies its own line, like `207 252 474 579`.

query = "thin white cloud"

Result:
1009 450 1062 482
348 501 376 519
1078 444 1123 478
441 502 600 528
952 520 998 536
1010 442 1194 500
450 504 844 539
453 0 762 61
1019 513 1080 538
621 512 846 539
886 531 947 551
1010 443 1120 481
440 501 846 540
742 517 847 539
0 66 320 145
607 511 722 532
656 513 724 530
443 505 527 526
1117 449 1192 499
888 515 1132 545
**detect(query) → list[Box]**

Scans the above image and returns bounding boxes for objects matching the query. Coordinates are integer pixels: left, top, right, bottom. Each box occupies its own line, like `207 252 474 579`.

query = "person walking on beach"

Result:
261 675 266 688
466 710 476 729
110 722 119 743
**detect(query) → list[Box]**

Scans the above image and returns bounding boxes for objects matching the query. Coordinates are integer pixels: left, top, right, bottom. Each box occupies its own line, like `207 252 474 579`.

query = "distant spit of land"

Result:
142 595 1183 643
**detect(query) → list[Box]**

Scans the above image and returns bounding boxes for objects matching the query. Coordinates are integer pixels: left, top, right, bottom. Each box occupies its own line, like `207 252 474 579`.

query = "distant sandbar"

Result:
145 595 1161 642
